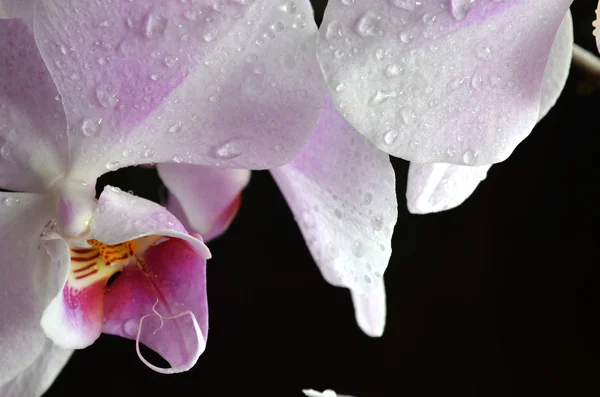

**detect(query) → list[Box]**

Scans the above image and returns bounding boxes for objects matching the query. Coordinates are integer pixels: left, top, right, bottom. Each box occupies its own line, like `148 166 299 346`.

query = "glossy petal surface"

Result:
406 11 573 213
271 97 397 295
0 338 72 397
158 164 250 241
350 278 386 337
102 237 208 373
317 0 572 165
0 19 66 191
34 0 323 181
0 192 55 385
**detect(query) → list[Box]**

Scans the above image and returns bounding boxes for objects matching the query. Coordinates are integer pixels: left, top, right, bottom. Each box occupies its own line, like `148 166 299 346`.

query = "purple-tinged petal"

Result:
158 164 250 242
0 338 72 397
0 192 58 385
34 0 324 181
102 237 208 373
407 11 573 214
0 19 67 191
317 0 572 165
350 278 386 337
271 96 398 296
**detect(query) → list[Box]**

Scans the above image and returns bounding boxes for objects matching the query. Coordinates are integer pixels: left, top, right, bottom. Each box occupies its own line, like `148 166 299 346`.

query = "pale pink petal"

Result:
33 0 324 181
158 164 250 242
102 237 208 373
0 0 35 26
0 19 66 191
0 192 57 385
303 389 355 397
0 338 72 397
91 186 210 259
350 278 386 337
406 11 573 214
406 163 490 214
317 0 572 165
271 96 398 296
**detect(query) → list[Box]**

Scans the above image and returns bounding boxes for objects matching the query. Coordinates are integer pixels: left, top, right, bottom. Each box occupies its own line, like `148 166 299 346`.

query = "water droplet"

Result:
452 0 477 21
370 89 397 105
3 196 19 206
383 130 398 145
145 14 168 38
400 107 416 125
340 0 355 5
371 215 383 231
471 70 485 90
172 155 183 163
385 63 403 77
335 83 346 92
168 122 182 133
81 118 103 137
96 84 119 108
123 318 139 337
334 209 342 219
280 1 297 14
122 149 133 158
422 13 436 24
390 0 422 11
356 12 384 37
352 240 364 257
462 149 475 165
476 44 492 60
211 138 246 160
144 148 155 158
203 30 218 42
164 56 179 68
105 161 120 171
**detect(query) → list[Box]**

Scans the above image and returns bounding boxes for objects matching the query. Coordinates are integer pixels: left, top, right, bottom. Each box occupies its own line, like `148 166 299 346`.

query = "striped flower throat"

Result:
68 236 163 290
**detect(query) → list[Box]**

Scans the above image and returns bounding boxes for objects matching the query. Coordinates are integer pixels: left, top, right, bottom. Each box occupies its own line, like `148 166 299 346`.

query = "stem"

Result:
572 44 600 95
573 44 600 79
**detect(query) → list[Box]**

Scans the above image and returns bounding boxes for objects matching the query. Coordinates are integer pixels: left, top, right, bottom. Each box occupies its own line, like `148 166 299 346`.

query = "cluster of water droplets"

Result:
318 0 521 165
37 0 321 174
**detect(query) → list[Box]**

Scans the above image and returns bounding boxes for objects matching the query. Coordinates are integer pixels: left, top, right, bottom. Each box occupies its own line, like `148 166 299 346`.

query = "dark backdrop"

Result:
44 1 600 396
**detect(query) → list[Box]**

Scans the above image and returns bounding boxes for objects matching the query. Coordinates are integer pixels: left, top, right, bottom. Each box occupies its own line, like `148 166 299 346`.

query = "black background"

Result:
44 1 600 396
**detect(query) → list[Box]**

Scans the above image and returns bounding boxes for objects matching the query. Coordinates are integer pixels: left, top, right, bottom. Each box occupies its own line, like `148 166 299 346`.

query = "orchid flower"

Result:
158 95 398 337
316 0 574 213
0 0 325 393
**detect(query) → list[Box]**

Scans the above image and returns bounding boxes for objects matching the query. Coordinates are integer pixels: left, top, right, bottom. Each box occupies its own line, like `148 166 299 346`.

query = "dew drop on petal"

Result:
210 138 246 160
3 196 19 206
81 118 102 137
